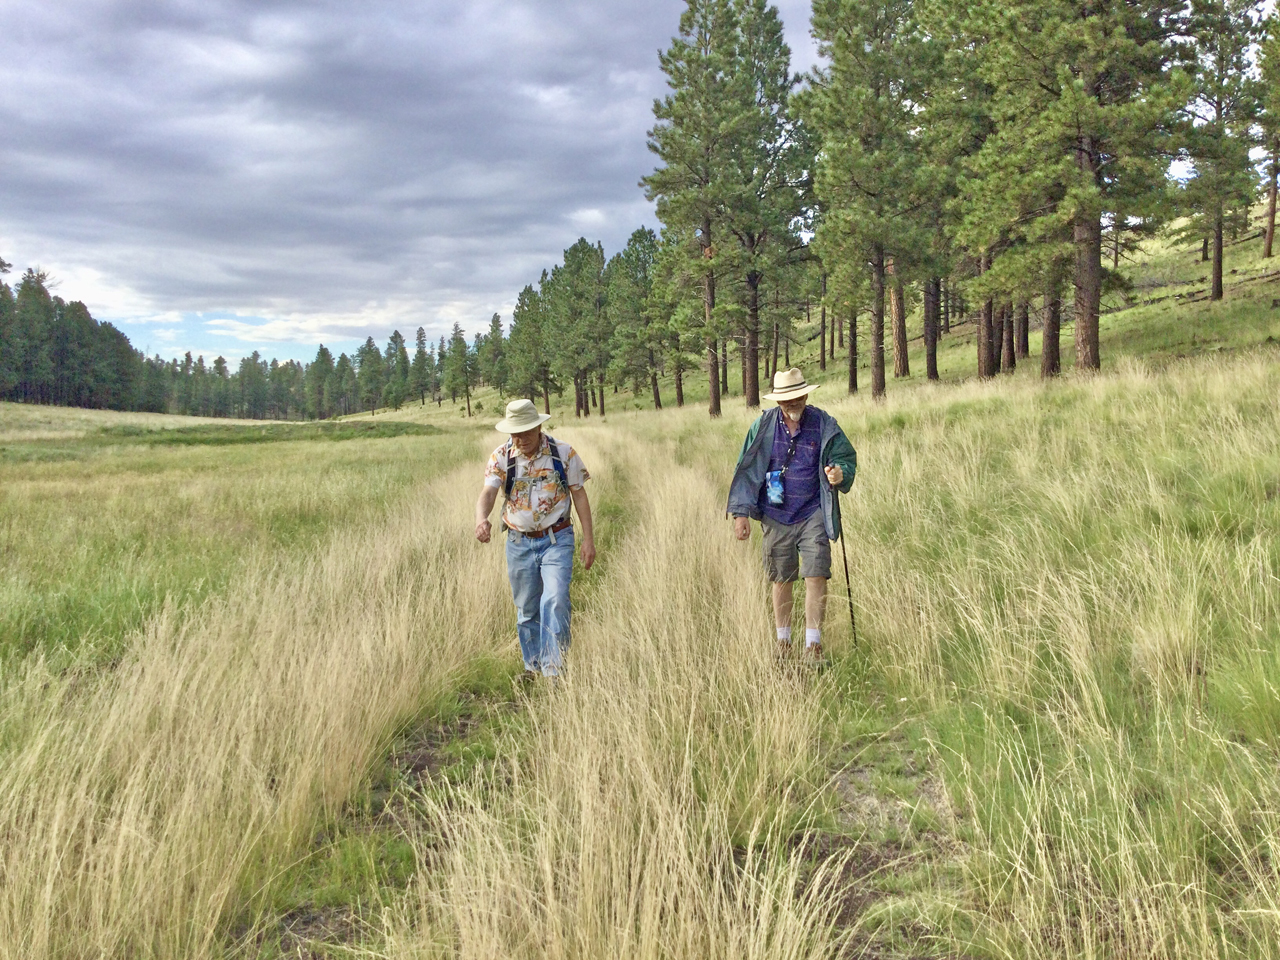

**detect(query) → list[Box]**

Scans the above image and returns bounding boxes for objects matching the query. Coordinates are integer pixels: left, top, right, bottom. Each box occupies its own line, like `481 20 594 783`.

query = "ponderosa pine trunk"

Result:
1265 151 1277 259
674 332 684 406
1001 302 1015 373
924 277 940 381
597 374 605 416
1074 129 1102 372
871 245 887 399
720 339 729 395
1201 237 1209 261
1074 220 1102 370
542 380 551 414
889 259 908 378
818 297 827 371
770 319 779 381
1015 301 1029 359
941 278 951 334
978 254 994 379
1212 209 1225 300
701 219 721 418
1041 288 1062 379
848 305 858 393
992 303 1005 372
651 368 662 409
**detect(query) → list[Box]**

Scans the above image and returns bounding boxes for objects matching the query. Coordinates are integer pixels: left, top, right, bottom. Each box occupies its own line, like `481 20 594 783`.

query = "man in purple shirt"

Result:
726 368 857 660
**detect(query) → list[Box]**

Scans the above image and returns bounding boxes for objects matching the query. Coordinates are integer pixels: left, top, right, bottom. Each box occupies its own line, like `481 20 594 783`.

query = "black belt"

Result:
510 518 572 539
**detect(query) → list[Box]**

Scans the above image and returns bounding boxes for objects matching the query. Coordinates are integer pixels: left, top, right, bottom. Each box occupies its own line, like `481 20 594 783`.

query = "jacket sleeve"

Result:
727 415 766 517
826 428 857 494
737 416 762 465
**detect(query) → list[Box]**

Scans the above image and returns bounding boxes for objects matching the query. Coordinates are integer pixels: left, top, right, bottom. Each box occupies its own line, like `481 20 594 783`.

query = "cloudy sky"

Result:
0 0 818 364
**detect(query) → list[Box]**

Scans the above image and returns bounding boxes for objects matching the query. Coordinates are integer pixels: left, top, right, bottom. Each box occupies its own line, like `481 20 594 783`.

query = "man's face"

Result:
778 396 807 422
512 426 542 456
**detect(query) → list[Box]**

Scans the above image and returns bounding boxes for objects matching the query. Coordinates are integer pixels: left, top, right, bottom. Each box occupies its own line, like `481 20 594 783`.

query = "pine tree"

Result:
1258 8 1279 259
544 239 606 418
606 228 664 408
717 0 804 407
951 0 1186 371
479 313 508 397
1180 0 1263 299
509 279 557 413
332 353 356 415
356 337 385 414
410 326 431 404
307 345 335 418
14 269 55 403
644 0 740 417
0 271 15 399
443 322 477 416
805 0 936 398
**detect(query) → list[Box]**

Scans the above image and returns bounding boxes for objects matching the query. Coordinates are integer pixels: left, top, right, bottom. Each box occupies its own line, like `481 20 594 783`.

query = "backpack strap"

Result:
503 438 516 500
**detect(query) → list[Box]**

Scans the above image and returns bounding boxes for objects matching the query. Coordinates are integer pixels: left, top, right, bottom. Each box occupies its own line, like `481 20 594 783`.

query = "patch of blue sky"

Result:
106 310 367 367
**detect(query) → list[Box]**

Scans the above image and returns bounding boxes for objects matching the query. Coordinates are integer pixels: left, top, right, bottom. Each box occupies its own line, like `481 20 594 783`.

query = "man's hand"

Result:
824 464 843 487
475 485 500 543
580 538 596 570
734 516 751 541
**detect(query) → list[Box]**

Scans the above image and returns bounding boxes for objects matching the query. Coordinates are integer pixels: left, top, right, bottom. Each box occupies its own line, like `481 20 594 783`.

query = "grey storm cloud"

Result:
0 0 817 344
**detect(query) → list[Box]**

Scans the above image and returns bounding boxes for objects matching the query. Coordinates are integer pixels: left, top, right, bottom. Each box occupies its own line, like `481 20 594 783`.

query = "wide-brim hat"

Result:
495 398 552 433
762 367 819 402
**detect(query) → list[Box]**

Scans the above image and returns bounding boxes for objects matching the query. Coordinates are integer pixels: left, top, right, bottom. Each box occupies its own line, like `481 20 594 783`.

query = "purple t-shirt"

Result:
759 407 823 525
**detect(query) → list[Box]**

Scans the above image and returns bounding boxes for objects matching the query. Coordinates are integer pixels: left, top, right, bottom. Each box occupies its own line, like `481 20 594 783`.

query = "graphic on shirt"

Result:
483 436 589 533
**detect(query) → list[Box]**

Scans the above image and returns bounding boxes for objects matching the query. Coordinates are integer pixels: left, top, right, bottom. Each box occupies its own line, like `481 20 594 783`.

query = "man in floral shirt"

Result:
475 398 595 679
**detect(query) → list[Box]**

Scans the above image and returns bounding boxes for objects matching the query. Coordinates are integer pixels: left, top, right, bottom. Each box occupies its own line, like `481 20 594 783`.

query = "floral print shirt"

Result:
484 434 589 533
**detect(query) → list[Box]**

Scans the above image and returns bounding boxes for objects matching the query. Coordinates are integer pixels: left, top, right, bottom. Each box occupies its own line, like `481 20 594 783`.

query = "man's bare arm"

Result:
475 486 499 542
570 486 596 569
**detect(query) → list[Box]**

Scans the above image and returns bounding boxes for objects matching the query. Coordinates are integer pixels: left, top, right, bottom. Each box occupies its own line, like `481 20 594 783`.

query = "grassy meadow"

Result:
1 229 1279 958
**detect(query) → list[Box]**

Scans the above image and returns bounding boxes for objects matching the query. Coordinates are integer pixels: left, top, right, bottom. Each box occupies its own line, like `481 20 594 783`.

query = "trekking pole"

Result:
837 494 857 647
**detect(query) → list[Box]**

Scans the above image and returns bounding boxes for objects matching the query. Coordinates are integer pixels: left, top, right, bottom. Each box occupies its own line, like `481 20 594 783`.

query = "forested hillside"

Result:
4 0 1278 424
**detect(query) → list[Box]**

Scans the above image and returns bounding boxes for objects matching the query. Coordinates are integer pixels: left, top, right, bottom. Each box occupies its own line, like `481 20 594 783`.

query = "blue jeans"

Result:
505 527 574 676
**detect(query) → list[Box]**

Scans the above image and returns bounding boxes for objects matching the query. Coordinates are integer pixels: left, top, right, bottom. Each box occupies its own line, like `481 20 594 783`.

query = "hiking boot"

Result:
804 642 824 663
514 669 539 687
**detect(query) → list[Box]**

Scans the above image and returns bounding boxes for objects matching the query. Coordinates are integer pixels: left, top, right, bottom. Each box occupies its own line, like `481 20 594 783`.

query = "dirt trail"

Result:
245 430 966 959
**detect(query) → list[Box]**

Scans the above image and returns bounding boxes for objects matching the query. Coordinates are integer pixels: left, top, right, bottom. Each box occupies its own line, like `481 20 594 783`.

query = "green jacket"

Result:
726 406 857 540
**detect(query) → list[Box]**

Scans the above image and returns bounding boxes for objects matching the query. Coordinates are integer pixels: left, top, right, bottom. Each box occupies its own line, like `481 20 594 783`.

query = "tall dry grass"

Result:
0 440 511 958
7 351 1279 959
822 354 1280 957
377 424 849 960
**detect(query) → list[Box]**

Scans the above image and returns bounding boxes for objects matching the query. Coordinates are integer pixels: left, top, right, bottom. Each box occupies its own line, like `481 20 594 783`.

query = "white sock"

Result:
805 628 821 648
776 626 791 643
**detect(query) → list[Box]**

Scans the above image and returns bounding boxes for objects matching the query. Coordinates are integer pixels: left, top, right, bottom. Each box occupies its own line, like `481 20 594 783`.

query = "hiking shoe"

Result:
514 669 539 687
775 640 793 661
804 642 824 663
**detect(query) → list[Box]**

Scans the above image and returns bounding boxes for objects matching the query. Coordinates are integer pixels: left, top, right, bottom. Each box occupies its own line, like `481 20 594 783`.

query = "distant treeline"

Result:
0 263 468 421
0 266 148 412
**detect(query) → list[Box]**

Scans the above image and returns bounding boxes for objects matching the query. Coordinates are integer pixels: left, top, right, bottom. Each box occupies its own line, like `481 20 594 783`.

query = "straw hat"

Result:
762 367 819 402
494 398 552 433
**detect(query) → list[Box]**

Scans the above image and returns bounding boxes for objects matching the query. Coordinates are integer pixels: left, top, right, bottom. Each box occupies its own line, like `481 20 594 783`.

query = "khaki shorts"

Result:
761 510 831 583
